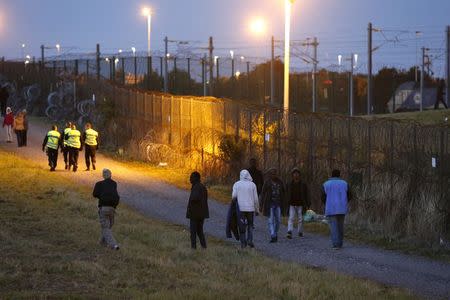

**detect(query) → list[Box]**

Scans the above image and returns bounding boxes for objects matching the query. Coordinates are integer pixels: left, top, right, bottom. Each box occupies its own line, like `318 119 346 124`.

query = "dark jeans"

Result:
328 214 345 248
240 212 254 247
189 218 206 249
47 148 58 169
68 147 80 170
63 146 69 165
15 130 26 147
85 145 97 168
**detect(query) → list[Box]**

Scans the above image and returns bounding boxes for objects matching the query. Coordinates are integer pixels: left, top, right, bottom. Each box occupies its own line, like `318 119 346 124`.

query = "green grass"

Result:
0 149 416 299
362 109 450 125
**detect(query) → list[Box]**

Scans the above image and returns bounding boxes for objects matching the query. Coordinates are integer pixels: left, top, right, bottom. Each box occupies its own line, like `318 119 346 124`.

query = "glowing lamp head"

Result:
230 50 234 59
142 7 151 17
249 17 267 36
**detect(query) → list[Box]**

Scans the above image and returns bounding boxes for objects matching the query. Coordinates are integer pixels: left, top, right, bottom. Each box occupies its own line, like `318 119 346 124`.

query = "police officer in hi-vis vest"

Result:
62 121 72 170
42 125 61 171
83 123 99 171
65 124 82 172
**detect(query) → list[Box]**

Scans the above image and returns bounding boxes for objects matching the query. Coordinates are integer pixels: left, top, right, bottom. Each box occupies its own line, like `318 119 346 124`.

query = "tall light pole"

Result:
21 43 25 60
142 7 152 57
283 0 295 113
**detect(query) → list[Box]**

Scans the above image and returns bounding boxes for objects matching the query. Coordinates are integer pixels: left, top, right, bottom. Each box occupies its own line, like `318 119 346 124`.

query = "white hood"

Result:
240 169 253 181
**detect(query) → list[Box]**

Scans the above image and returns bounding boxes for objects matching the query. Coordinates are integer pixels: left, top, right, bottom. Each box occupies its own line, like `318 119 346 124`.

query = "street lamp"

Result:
56 44 61 56
283 0 295 113
21 43 25 60
131 47 136 56
141 6 152 57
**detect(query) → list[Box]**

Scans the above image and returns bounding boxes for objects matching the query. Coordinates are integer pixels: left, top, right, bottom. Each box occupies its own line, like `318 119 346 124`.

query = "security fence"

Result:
1 60 449 243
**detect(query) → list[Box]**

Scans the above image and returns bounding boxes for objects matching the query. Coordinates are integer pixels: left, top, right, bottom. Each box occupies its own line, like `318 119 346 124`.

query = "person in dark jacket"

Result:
186 171 209 249
0 85 9 117
93 168 120 250
248 158 264 196
286 168 310 239
260 168 286 243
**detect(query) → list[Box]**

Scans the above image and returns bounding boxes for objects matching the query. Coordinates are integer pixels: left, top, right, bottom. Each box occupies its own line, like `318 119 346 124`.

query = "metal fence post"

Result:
96 44 100 81
249 111 253 157
367 122 372 192
74 59 79 76
121 57 125 85
147 56 152 90
112 56 116 82
263 110 267 169
86 60 89 77
134 55 138 87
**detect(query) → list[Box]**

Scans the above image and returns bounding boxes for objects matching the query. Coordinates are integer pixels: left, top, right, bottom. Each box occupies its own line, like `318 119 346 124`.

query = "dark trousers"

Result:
240 212 254 247
23 130 27 146
63 146 69 165
68 147 80 170
85 145 97 168
47 148 58 169
189 218 206 249
15 130 26 147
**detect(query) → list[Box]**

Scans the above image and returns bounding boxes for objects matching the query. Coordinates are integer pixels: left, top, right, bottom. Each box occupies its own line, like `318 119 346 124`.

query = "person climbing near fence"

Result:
83 122 99 171
42 125 61 171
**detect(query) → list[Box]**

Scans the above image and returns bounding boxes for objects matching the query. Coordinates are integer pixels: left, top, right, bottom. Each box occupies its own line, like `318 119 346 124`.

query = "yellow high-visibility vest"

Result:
85 128 99 146
46 130 61 150
63 127 71 146
67 129 81 149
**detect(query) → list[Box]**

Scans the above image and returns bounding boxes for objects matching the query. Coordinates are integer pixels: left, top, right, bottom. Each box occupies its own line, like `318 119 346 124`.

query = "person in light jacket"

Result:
232 169 259 248
322 169 352 249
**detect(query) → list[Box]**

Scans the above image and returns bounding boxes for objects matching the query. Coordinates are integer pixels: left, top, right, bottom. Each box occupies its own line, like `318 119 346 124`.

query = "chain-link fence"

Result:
1 60 449 243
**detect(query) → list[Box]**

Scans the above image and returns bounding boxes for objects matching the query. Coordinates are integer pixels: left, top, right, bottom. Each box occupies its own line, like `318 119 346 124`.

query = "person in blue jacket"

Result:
322 169 352 249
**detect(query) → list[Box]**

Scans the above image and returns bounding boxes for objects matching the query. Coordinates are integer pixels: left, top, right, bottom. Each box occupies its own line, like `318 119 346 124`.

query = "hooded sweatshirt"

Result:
232 170 259 212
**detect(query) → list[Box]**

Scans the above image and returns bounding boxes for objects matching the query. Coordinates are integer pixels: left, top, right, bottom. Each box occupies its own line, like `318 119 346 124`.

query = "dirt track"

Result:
2 120 450 299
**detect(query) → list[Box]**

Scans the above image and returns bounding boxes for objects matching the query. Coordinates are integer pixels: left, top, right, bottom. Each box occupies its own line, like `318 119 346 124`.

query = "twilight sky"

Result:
0 0 449 75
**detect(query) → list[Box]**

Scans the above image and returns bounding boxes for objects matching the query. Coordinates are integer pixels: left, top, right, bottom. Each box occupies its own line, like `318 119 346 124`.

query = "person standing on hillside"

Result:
435 79 448 109
260 168 286 243
286 168 310 239
186 171 209 249
61 121 72 170
13 111 26 147
322 169 352 250
83 122 99 171
42 125 61 171
93 168 120 250
2 107 13 143
232 169 259 248
248 158 264 197
65 124 82 172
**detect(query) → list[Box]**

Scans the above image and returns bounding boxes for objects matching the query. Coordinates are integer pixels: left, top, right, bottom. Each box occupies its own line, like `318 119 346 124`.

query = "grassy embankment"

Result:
0 149 415 299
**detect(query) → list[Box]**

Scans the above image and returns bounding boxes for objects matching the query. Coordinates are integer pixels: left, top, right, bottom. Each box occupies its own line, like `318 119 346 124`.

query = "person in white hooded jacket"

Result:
232 169 259 248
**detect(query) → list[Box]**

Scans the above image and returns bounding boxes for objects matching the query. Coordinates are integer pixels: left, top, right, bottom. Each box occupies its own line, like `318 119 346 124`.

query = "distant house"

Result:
386 81 443 113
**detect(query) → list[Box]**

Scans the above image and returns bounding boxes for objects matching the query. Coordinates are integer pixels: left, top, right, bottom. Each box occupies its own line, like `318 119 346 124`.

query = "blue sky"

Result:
0 0 449 75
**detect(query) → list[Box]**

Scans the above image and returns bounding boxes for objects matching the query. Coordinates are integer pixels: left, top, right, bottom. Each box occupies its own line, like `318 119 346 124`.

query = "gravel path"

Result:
2 120 450 299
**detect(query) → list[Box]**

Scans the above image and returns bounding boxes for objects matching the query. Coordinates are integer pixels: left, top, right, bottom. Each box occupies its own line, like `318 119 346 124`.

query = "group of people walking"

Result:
2 107 28 146
42 122 99 172
187 158 351 251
